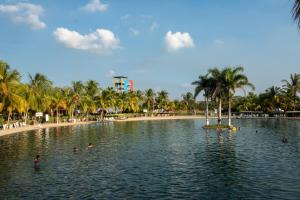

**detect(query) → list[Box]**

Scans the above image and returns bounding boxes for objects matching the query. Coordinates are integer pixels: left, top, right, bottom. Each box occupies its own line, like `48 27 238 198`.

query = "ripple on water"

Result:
0 119 300 199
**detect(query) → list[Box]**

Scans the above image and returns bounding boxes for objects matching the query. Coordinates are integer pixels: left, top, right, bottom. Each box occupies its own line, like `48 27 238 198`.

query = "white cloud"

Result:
150 22 158 31
53 27 120 54
129 27 140 36
82 0 108 12
106 70 115 78
0 2 46 29
165 31 194 52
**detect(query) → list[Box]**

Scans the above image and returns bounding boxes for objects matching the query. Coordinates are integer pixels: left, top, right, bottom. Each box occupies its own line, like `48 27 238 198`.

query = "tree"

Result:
259 86 282 113
156 90 169 111
192 74 214 126
0 61 21 124
293 0 300 28
282 73 300 110
144 89 155 115
28 73 52 112
181 92 194 112
208 68 224 125
50 88 67 124
218 67 254 126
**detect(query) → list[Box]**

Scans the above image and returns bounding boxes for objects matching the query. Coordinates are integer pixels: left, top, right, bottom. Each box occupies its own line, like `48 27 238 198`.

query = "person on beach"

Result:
34 155 40 170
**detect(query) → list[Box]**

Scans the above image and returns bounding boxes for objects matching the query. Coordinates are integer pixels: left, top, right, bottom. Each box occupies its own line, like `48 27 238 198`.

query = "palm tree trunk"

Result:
205 96 209 126
7 114 11 126
100 110 104 120
218 97 222 125
56 108 59 124
293 94 296 111
228 94 232 127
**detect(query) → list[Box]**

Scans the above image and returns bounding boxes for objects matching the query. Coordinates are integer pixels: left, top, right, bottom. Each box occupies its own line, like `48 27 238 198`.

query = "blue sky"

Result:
0 0 299 99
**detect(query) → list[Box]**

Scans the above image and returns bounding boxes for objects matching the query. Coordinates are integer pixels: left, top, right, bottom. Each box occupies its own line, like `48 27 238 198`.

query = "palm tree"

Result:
50 87 67 124
192 74 214 126
28 73 52 112
282 73 300 110
209 67 254 126
0 61 21 124
144 89 155 115
293 0 300 28
259 86 282 113
71 81 85 117
85 80 100 98
128 91 140 113
208 68 224 125
156 90 169 111
181 92 194 112
219 67 254 126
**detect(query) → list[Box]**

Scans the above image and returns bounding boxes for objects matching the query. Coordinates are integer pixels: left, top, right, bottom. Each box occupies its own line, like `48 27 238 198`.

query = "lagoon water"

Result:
0 119 300 199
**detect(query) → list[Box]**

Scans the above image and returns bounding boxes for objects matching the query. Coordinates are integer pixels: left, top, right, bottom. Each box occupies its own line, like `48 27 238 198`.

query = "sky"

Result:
0 0 300 99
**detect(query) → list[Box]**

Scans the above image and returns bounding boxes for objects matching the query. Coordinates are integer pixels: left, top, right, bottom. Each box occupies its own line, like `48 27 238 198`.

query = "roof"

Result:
113 76 128 79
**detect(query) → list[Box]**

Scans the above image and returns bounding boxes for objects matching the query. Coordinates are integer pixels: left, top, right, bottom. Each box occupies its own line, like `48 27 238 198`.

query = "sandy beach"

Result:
0 115 208 137
0 121 97 137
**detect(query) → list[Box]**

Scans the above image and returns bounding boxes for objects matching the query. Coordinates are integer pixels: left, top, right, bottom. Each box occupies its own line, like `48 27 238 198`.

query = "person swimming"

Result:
34 155 40 170
87 143 93 148
73 147 78 153
282 137 288 143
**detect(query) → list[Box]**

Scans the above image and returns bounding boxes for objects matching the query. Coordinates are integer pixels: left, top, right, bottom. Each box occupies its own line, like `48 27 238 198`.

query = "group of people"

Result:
33 143 93 171
1 121 27 130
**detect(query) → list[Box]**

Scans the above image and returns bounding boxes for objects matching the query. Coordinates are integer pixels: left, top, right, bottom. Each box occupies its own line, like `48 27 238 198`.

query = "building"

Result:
113 76 134 92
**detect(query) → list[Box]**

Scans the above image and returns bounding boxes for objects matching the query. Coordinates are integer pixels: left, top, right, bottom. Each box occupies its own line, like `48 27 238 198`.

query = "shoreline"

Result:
0 121 97 137
1 115 299 137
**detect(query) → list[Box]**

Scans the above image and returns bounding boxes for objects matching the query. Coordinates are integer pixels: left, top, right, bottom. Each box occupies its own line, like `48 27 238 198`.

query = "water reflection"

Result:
0 119 300 199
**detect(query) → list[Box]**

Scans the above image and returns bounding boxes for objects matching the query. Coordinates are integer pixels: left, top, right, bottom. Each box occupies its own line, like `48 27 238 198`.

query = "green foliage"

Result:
0 60 299 125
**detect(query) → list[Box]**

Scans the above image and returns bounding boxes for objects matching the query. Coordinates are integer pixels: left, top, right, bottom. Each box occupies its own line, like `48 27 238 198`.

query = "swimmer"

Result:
256 130 258 133
282 137 288 143
73 147 78 153
87 143 93 148
34 155 40 170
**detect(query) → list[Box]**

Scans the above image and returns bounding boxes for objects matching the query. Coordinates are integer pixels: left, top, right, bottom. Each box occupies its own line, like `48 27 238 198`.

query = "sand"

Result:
0 121 97 137
0 115 207 137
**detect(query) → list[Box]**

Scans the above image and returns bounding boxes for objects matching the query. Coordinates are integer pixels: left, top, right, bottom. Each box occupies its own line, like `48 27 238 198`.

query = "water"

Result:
0 119 300 199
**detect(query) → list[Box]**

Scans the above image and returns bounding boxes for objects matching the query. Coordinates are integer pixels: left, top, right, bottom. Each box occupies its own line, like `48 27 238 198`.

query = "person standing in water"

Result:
34 155 40 171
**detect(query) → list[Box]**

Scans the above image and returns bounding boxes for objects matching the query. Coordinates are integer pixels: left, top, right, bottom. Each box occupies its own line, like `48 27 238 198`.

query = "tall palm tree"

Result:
144 89 155 114
282 73 300 110
85 80 100 98
192 74 214 126
71 81 85 117
0 61 21 124
181 92 194 111
259 86 282 113
128 91 140 113
293 0 300 28
28 73 52 112
156 90 169 111
219 67 254 126
50 87 67 124
208 68 224 125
